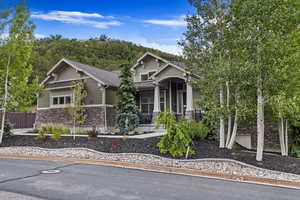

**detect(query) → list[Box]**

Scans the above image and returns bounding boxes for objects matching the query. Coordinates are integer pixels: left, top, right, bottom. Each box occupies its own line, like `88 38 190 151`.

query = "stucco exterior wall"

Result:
134 56 165 81
84 78 102 105
56 64 80 81
106 87 118 105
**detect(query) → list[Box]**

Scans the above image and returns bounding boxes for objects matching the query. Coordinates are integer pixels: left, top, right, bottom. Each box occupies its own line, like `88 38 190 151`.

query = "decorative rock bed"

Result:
0 146 299 183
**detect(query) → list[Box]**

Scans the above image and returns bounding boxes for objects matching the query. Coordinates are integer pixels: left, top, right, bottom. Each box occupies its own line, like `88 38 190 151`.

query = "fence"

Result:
0 112 36 129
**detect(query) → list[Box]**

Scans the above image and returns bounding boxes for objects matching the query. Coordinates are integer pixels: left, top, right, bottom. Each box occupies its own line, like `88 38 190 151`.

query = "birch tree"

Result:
0 2 40 143
230 0 298 161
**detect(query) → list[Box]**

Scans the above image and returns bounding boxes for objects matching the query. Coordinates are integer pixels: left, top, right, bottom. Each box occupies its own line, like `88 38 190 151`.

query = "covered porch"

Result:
135 77 195 124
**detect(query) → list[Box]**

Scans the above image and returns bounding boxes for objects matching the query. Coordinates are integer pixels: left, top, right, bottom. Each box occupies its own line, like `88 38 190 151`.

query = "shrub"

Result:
117 113 139 135
36 126 48 140
88 127 98 138
51 127 62 141
3 120 13 137
156 111 209 158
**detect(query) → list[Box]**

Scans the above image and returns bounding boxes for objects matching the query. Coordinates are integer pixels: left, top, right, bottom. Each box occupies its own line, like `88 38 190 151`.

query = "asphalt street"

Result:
0 158 299 200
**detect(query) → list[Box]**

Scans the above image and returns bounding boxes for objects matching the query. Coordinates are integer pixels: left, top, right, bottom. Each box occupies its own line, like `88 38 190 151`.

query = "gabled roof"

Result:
131 52 169 70
44 58 120 87
151 62 187 78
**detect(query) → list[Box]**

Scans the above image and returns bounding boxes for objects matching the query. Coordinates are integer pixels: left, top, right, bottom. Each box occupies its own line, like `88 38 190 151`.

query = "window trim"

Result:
51 95 72 108
140 71 157 81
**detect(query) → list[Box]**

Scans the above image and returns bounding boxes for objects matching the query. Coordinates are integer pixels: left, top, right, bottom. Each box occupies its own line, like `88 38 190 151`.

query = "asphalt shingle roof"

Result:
64 59 120 87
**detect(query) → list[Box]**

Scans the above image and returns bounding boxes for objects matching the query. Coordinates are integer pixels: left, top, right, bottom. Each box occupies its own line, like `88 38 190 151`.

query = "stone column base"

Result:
185 110 195 121
152 111 160 123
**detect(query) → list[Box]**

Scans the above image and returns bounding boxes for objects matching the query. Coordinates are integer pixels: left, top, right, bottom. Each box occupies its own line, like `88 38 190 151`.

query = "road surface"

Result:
0 158 299 200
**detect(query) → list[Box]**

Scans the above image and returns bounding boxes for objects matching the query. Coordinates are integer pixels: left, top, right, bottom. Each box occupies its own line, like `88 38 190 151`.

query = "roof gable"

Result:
131 52 169 70
42 58 120 87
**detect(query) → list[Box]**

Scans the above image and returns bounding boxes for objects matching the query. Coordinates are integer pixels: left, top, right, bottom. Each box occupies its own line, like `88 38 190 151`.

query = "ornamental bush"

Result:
156 110 209 158
117 113 139 135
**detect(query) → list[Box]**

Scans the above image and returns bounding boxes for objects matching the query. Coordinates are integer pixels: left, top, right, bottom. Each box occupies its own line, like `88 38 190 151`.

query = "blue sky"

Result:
3 0 195 55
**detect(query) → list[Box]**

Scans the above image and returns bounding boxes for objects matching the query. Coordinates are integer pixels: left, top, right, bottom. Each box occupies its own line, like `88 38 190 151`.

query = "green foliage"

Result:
67 80 87 129
156 111 208 158
117 113 139 135
37 124 70 140
51 127 62 141
155 110 176 129
0 2 42 112
29 35 183 80
3 120 13 136
116 63 138 114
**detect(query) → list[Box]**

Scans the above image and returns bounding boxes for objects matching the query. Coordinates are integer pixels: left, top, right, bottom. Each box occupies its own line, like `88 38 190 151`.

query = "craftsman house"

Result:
35 52 200 130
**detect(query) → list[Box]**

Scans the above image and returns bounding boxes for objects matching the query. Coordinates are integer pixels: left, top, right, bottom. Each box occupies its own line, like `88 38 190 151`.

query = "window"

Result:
52 95 72 106
140 94 154 114
140 71 156 81
160 90 166 112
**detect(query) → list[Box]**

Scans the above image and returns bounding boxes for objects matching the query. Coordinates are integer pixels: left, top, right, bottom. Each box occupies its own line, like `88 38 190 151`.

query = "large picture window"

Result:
52 95 72 106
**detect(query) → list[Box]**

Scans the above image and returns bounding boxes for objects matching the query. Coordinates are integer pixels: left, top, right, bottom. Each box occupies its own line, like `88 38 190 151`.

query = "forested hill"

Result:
30 35 183 80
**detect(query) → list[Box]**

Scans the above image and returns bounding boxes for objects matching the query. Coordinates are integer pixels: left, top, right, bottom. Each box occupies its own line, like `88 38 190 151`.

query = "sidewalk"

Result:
12 128 166 139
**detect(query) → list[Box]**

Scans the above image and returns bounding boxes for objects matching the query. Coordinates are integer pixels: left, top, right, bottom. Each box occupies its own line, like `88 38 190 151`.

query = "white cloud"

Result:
144 15 186 27
129 37 182 55
31 10 121 29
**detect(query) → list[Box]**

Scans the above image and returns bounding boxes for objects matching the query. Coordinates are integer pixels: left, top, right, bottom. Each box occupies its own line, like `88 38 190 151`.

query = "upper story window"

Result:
52 95 72 107
140 71 156 81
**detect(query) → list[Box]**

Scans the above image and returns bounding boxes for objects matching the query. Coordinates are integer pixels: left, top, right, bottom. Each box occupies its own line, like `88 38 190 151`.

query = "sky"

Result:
2 0 195 55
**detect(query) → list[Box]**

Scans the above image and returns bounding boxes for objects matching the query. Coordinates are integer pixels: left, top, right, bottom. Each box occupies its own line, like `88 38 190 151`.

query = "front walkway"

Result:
12 128 166 139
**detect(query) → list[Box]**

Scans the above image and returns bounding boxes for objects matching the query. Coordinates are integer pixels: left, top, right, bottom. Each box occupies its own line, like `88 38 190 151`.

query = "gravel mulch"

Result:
0 135 299 176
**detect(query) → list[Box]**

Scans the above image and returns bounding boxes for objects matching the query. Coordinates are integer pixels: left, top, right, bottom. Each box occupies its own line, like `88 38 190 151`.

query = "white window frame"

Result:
51 95 72 108
140 71 157 81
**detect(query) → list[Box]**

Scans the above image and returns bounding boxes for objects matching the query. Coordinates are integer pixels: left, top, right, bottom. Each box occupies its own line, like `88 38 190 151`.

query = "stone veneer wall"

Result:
35 106 117 129
238 121 280 152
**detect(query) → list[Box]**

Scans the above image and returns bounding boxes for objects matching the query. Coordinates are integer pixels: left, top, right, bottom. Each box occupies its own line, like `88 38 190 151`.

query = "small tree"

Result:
0 2 41 143
116 62 139 135
67 80 87 139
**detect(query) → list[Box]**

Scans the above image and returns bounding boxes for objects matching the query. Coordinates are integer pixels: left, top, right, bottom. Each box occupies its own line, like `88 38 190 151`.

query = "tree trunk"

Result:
284 120 288 156
227 108 239 149
225 81 232 147
278 117 286 156
0 55 11 144
256 81 265 161
219 85 225 148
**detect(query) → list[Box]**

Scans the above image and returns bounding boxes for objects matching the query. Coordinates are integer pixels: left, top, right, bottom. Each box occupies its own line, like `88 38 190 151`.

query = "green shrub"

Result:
51 127 62 141
36 126 48 140
117 113 139 135
156 111 209 158
3 120 13 137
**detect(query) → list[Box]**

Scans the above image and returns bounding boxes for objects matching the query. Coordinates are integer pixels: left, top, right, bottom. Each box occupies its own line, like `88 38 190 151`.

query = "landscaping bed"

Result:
1 135 299 175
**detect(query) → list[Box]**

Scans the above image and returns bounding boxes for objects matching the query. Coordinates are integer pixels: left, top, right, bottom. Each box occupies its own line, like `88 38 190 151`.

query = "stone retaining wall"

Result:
35 106 117 129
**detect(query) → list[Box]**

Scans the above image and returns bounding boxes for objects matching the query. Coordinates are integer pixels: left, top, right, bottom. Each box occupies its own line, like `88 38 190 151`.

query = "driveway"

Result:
0 158 299 200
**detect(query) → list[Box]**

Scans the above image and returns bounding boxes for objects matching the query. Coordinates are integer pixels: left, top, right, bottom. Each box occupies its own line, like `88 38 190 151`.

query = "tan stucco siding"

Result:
84 78 102 105
106 88 118 105
155 66 185 83
134 56 165 81
56 65 80 81
37 90 50 108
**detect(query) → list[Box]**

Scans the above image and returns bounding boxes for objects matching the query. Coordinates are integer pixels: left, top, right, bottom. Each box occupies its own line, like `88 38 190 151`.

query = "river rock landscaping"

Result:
1 135 300 177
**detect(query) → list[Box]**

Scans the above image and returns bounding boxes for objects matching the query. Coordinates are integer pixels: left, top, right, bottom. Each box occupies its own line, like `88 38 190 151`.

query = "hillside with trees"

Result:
30 35 183 80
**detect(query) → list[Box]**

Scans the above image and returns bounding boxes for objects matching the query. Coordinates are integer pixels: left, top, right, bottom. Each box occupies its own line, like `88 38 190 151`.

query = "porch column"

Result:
185 81 194 120
152 84 160 123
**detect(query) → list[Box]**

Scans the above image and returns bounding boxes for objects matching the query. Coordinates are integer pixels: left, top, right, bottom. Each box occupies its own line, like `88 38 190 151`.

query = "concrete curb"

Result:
0 150 299 190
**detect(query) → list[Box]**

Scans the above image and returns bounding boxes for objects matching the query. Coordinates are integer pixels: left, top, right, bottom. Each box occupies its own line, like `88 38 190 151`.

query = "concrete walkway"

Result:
12 128 166 139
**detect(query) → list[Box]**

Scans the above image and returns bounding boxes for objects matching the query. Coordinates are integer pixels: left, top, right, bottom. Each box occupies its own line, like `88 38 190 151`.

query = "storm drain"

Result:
40 169 61 174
